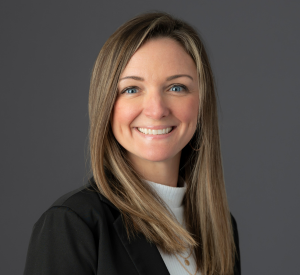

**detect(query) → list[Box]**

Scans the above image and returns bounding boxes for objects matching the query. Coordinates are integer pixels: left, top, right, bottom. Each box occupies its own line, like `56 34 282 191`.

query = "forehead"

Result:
120 37 197 79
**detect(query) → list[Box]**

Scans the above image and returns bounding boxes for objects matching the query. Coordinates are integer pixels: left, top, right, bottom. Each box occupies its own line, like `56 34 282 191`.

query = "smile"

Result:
137 127 174 135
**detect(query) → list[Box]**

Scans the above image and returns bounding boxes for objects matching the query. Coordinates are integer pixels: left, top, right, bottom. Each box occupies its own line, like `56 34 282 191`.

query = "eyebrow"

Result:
119 74 193 82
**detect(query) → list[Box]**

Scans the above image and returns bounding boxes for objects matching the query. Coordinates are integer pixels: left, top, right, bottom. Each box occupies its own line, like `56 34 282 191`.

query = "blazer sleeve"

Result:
231 215 241 275
24 206 97 275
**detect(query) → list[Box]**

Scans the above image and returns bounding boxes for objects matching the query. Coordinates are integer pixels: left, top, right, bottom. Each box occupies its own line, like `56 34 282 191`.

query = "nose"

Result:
143 91 170 120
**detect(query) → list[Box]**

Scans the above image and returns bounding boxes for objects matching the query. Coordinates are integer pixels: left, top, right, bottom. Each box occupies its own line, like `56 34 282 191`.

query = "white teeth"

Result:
137 127 173 135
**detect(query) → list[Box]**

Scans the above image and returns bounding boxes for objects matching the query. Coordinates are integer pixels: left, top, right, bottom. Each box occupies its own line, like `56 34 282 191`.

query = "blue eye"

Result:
123 87 138 94
170 85 187 92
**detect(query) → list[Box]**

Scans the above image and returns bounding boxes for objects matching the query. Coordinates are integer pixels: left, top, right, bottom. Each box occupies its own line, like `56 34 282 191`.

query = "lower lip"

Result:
134 127 177 140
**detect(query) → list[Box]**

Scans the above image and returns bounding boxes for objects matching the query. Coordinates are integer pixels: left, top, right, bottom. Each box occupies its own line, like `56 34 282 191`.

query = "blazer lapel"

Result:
113 215 170 275
93 175 170 275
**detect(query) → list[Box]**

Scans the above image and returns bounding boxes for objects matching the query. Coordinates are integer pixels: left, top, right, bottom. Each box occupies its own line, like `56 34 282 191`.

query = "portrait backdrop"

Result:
0 1 299 274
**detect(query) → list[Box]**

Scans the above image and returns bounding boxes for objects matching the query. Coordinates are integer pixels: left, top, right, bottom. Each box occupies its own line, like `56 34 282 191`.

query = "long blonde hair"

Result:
88 11 236 275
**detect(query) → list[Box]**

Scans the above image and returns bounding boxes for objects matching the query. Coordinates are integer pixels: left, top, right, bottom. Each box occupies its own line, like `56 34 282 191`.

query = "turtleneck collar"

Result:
143 176 187 209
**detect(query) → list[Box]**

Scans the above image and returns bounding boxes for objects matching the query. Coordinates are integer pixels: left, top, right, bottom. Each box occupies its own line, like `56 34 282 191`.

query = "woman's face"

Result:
111 37 199 165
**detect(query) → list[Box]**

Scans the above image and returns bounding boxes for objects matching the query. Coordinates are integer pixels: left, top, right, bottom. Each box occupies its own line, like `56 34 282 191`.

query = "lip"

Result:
134 126 177 140
135 125 176 130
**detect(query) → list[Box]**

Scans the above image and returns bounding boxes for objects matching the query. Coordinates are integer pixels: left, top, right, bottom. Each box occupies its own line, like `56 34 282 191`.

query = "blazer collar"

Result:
89 176 170 275
113 215 170 275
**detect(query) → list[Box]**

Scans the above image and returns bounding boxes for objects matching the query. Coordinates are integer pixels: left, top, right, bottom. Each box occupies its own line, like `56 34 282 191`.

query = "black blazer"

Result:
24 178 241 275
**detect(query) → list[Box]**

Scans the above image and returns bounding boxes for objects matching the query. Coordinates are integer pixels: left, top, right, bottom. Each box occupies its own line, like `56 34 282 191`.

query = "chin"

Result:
139 151 176 163
143 156 170 162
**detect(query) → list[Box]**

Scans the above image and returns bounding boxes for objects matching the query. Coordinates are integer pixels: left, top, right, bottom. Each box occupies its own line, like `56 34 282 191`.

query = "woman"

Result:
24 11 241 275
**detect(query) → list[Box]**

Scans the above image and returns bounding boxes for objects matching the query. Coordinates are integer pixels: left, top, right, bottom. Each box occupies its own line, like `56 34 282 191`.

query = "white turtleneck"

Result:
144 177 201 275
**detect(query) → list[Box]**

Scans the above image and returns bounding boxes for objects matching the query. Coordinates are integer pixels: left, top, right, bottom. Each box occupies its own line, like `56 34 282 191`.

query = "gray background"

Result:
1 1 299 274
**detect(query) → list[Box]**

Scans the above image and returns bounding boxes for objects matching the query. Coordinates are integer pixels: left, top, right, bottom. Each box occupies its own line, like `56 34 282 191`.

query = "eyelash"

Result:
120 84 189 94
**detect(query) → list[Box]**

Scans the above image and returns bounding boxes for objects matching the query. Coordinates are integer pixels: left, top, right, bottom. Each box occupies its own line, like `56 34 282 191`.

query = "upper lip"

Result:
135 125 176 130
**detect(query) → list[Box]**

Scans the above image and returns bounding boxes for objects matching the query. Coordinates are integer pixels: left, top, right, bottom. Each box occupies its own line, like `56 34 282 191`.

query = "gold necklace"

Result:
174 253 198 275
177 248 192 266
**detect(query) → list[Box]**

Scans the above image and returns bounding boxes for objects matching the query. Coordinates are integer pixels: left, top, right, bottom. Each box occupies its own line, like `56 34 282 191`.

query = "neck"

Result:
127 151 181 187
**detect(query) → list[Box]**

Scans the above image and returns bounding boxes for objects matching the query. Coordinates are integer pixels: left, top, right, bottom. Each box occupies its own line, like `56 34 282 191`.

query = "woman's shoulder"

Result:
51 179 102 213
36 177 120 230
24 178 114 274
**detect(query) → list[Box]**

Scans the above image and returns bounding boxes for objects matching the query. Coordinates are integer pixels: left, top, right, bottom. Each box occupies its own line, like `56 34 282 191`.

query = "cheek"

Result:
174 97 199 124
111 99 139 133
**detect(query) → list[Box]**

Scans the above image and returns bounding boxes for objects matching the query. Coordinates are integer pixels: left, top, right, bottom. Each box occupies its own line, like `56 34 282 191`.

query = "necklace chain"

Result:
174 253 198 275
177 247 192 260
